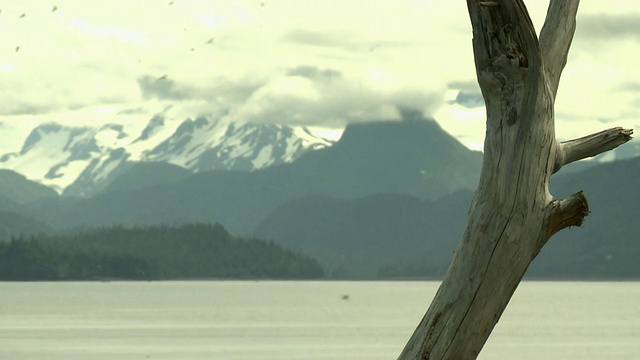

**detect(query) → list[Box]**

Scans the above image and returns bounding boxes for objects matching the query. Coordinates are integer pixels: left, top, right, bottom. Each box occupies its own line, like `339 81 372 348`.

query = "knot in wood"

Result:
507 107 517 125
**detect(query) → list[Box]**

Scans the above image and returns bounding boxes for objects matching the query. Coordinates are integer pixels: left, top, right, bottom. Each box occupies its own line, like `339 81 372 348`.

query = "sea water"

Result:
0 281 638 359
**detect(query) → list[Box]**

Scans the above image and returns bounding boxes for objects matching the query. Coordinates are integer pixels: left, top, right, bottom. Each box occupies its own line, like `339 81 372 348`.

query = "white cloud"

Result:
0 0 638 154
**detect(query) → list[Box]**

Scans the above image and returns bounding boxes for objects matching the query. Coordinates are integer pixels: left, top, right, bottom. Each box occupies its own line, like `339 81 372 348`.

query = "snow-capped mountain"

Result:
142 116 332 172
0 115 337 197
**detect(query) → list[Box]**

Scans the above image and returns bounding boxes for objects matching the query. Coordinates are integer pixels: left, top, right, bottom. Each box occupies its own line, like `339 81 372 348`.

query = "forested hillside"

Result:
0 210 52 240
0 223 324 281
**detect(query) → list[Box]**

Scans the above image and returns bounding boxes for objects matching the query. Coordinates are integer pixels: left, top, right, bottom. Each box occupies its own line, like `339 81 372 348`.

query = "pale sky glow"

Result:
0 0 639 154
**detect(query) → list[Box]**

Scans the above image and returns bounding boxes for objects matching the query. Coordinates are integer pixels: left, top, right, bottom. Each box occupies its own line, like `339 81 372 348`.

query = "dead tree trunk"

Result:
399 0 633 359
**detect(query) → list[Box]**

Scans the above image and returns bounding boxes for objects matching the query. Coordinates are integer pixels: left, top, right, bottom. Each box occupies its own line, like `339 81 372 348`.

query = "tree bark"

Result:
398 0 633 358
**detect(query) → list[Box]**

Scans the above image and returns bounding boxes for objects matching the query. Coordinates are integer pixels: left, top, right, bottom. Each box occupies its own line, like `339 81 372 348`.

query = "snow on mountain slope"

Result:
144 117 333 172
0 115 338 196
0 123 112 193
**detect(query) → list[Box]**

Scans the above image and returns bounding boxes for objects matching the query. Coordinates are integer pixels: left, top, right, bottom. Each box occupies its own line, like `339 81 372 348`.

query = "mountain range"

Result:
255 154 640 278
0 111 638 279
11 111 482 235
0 114 335 197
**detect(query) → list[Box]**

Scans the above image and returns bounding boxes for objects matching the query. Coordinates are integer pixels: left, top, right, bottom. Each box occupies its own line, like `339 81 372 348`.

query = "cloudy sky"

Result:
0 0 638 154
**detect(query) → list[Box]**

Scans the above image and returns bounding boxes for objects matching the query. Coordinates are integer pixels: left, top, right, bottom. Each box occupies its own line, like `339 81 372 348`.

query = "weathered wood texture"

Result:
398 0 633 358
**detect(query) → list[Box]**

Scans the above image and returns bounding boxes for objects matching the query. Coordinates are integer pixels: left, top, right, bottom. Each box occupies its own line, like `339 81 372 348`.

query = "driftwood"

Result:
399 0 633 358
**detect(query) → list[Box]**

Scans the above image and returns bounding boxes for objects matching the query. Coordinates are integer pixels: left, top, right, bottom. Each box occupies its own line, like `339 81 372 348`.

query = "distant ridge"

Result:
0 169 58 204
253 155 640 279
30 113 484 234
254 191 472 278
100 162 193 194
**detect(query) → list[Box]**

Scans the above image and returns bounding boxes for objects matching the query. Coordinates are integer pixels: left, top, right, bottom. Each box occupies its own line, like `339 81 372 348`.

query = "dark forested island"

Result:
0 223 324 281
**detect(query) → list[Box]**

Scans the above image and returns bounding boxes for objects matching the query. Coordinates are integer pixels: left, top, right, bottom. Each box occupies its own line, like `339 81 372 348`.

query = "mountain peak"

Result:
20 122 64 154
397 107 429 122
337 115 464 155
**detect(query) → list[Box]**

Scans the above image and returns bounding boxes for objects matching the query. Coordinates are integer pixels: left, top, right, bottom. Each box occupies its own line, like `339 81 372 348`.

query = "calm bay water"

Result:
0 281 638 359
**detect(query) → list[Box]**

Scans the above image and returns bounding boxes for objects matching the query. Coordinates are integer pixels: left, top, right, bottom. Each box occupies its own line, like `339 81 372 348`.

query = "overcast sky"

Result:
0 0 639 154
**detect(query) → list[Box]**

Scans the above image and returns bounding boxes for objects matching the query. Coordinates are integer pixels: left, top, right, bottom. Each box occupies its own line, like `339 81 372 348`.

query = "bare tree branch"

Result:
554 127 634 172
548 191 589 232
539 0 580 99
